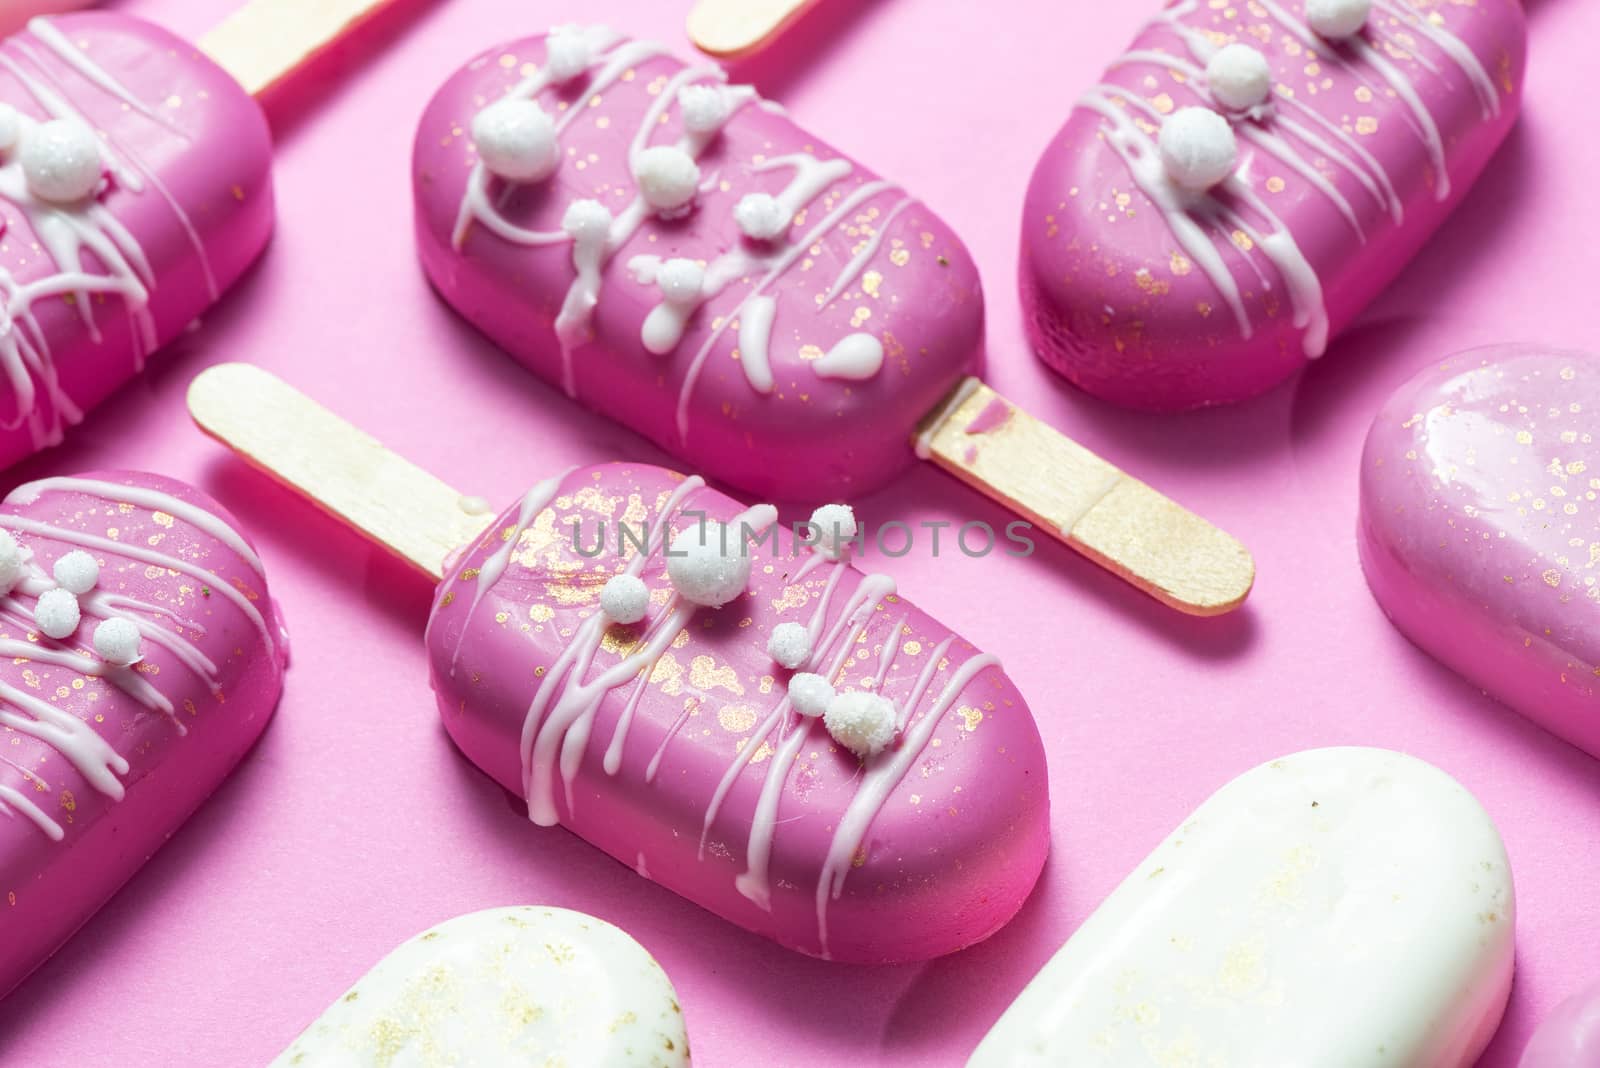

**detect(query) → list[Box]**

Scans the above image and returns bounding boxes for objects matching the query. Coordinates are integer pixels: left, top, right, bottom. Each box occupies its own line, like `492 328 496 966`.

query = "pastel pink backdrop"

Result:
1 0 1595 1064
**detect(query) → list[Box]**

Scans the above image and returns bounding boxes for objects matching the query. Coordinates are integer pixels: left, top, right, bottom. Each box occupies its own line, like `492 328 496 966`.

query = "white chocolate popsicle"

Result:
969 747 1515 1067
270 907 689 1067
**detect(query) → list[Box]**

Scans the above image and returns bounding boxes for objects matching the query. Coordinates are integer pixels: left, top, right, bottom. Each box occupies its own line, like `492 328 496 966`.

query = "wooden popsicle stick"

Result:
915 379 1255 616
687 0 821 58
187 363 488 581
199 0 402 98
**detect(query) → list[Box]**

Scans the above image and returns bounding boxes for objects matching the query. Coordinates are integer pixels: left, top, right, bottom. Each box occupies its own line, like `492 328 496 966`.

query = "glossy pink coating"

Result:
424 463 1048 962
413 31 984 501
1520 980 1600 1068
0 13 274 469
1021 0 1526 411
0 4 92 37
0 471 287 998
1359 347 1600 758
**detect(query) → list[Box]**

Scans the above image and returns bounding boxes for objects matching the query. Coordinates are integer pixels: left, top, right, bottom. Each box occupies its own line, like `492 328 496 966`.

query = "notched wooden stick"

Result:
916 378 1256 616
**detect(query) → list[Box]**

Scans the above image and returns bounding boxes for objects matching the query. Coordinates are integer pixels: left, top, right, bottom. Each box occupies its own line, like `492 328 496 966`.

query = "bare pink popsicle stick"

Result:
189 362 1051 964
0 472 288 997
1359 347 1600 758
1022 0 1527 410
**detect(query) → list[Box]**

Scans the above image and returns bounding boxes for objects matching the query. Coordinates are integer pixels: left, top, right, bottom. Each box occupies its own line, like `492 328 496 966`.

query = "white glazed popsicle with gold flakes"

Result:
270 907 689 1067
968 748 1515 1067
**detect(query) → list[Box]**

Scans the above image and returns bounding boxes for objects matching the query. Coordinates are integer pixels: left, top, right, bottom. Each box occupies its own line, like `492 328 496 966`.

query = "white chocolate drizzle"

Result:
460 474 1003 953
0 22 219 451
451 28 912 435
0 479 278 840
1083 0 1501 359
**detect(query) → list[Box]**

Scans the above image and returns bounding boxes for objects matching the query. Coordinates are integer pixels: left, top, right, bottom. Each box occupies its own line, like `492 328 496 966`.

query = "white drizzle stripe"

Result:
675 179 896 442
0 41 179 448
736 295 777 393
550 65 750 397
1084 0 1499 360
26 19 179 131
0 676 128 799
0 783 62 841
15 32 217 300
0 637 175 723
448 471 568 674
1077 87 1252 338
733 572 896 911
515 476 707 826
913 377 980 460
1372 0 1498 118
817 195 914 309
0 516 275 655
10 478 264 575
815 648 1000 958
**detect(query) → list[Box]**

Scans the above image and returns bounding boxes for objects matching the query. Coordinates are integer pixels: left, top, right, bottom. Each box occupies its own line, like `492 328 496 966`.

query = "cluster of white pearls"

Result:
0 531 142 664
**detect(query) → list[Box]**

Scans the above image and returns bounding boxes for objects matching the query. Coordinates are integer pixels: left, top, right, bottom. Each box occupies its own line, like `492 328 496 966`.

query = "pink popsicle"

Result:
1520 980 1600 1068
187 362 1050 964
0 471 288 997
1021 0 1526 411
426 463 1049 962
1359 347 1600 758
414 27 984 501
0 14 273 468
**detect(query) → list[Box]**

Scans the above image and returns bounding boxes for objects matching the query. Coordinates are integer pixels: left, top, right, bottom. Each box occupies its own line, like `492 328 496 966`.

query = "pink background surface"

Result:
0 0 1595 1063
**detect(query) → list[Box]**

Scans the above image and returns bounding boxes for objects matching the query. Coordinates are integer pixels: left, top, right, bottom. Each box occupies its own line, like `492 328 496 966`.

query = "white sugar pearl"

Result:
1206 43 1274 111
665 521 751 607
678 85 730 134
0 530 24 594
52 549 99 595
788 672 834 718
734 193 790 242
543 27 593 82
562 198 614 243
471 98 559 183
824 691 896 758
657 258 705 304
1306 0 1371 39
34 588 80 640
93 617 142 666
21 118 101 203
0 104 20 154
1158 107 1239 192
807 503 857 560
600 573 650 625
766 621 811 669
633 146 700 215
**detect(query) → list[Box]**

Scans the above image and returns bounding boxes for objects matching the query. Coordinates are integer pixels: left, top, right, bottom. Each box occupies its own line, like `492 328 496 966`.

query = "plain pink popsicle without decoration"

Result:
0 472 288 997
1359 347 1600 758
414 27 984 501
1021 0 1527 411
188 364 1051 964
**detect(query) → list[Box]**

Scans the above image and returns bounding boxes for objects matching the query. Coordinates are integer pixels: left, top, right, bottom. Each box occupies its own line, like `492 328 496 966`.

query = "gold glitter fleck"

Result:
1356 116 1379 135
